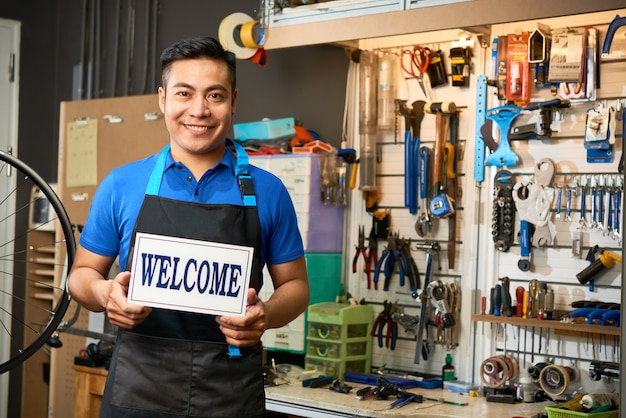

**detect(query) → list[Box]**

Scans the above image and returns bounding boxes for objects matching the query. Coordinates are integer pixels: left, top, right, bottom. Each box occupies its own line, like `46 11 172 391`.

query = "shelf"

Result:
29 256 56 265
263 0 626 49
471 314 620 336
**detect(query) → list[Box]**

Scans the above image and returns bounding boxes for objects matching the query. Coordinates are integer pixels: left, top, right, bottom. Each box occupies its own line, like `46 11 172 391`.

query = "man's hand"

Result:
216 288 267 347
105 271 152 329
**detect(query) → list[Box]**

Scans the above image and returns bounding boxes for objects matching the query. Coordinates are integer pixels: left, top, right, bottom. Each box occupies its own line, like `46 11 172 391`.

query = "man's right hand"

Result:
106 271 152 329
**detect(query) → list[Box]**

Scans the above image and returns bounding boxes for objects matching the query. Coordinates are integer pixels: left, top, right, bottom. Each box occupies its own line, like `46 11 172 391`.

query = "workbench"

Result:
265 383 549 418
74 364 550 417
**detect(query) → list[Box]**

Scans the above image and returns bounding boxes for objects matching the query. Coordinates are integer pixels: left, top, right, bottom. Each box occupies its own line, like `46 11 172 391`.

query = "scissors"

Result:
401 45 431 99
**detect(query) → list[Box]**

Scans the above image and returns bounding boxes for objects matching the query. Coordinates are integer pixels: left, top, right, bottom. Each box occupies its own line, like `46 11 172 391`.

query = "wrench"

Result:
566 187 573 222
533 224 552 247
597 175 605 231
555 186 562 219
579 175 588 229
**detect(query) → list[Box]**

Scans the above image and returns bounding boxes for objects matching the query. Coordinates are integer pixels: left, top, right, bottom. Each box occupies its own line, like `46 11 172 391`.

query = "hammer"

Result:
425 102 457 219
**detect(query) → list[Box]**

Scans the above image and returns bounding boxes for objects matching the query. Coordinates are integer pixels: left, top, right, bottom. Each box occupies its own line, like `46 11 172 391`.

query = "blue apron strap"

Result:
227 139 257 207
145 145 171 196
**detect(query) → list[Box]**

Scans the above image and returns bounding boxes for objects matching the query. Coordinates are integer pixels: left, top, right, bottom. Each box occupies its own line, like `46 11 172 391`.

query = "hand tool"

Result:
589 360 620 381
352 224 368 274
399 239 420 292
517 220 532 271
499 277 512 317
355 386 374 400
400 45 431 100
302 375 334 387
579 174 588 229
565 187 573 222
576 249 622 284
427 102 457 218
491 170 516 251
510 99 570 140
413 242 440 364
415 145 432 237
328 379 353 393
555 186 562 219
485 105 521 167
474 75 488 184
371 301 398 349
600 309 620 326
597 175 605 230
397 100 418 214
427 280 455 328
522 289 529 366
445 110 459 269
373 233 400 291
366 223 379 289
515 286 525 317
492 284 502 316
601 14 626 58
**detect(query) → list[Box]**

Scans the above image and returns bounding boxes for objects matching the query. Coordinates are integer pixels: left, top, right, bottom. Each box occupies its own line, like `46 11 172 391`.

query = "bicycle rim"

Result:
0 150 75 374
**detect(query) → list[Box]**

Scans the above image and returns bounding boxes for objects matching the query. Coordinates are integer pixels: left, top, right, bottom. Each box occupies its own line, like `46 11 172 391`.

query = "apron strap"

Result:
147 142 257 208
228 139 257 207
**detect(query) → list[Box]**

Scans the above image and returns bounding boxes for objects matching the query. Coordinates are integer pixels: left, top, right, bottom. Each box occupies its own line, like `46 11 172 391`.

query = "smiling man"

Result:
68 36 309 418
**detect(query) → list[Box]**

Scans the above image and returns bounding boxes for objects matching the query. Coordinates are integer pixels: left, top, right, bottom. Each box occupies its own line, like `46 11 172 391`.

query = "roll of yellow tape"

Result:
218 12 257 60
240 20 266 48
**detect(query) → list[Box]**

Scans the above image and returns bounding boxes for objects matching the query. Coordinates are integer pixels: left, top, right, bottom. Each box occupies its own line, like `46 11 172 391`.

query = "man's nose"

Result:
190 96 210 116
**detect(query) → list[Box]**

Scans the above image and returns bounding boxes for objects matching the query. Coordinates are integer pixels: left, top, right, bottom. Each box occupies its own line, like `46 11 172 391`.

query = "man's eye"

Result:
209 93 223 100
175 91 190 97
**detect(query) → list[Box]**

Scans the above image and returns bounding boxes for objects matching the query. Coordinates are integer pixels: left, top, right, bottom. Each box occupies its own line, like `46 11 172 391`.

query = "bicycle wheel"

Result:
0 150 75 374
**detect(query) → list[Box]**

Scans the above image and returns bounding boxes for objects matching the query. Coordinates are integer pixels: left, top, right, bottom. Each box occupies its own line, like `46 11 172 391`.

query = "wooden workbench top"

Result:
265 383 549 418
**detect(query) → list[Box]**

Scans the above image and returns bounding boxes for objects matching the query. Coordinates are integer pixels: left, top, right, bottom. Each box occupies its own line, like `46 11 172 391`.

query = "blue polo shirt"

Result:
79 146 304 288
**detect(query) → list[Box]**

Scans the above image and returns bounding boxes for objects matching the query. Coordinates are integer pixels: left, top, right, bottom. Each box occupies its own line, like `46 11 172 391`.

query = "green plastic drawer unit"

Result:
305 357 369 381
305 302 374 379
260 254 342 353
307 302 374 341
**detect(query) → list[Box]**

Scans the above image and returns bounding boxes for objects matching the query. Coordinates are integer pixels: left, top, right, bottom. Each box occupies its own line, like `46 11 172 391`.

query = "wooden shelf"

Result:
29 256 56 265
471 314 620 336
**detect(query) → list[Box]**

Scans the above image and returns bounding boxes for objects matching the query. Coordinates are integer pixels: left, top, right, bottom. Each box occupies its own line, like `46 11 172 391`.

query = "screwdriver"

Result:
515 287 525 317
515 286 525 364
493 284 502 316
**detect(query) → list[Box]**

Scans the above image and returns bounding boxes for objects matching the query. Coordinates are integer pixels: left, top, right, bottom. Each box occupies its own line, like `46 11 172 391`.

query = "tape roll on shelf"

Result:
539 364 573 397
240 20 266 48
218 12 261 60
480 355 517 388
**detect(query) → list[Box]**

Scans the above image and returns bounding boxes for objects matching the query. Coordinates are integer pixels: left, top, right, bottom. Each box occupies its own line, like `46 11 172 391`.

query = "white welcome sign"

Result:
127 232 254 316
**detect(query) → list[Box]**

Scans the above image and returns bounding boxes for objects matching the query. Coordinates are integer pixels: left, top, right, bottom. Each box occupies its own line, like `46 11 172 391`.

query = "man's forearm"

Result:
265 279 310 329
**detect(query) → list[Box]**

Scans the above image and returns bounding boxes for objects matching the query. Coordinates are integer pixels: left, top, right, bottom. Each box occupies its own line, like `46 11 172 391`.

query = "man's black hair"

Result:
160 36 237 91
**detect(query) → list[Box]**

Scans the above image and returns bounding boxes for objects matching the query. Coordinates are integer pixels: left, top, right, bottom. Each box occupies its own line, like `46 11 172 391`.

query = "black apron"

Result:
100 142 265 418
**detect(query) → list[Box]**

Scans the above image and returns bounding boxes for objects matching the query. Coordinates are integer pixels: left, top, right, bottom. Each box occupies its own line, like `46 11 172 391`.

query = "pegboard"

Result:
343 8 625 392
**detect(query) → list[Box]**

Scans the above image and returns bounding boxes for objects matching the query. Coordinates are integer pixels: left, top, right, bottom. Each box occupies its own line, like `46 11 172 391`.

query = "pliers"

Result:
366 226 379 289
352 224 368 274
370 301 398 350
374 233 404 291
399 239 420 294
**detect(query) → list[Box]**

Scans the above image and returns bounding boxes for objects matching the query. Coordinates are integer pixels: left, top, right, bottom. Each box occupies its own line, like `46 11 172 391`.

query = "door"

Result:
0 17 20 418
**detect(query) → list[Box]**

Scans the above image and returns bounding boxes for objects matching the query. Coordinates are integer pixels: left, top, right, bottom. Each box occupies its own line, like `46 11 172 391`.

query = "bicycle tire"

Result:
0 150 75 374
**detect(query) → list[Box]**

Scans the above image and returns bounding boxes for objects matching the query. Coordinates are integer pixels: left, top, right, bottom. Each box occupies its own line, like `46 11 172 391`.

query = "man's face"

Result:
158 58 237 159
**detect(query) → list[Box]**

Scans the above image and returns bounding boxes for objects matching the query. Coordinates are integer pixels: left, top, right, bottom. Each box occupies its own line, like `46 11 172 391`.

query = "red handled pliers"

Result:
370 301 398 350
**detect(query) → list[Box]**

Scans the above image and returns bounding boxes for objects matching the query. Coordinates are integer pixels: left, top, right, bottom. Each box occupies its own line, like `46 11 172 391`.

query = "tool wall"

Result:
343 8 624 398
